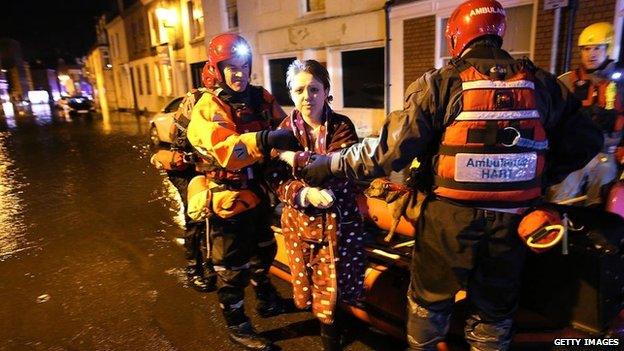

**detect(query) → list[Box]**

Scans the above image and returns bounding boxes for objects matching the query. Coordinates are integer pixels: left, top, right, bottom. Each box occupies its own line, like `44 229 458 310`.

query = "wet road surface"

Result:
0 108 404 351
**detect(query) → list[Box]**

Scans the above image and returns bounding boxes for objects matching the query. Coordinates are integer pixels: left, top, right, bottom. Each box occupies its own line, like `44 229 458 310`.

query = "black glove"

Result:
301 154 333 186
256 129 300 154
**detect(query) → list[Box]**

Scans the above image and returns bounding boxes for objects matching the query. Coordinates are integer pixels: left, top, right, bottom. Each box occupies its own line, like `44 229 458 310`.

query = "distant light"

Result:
106 63 113 69
58 74 70 82
2 102 14 118
0 69 6 73
28 90 50 104
612 72 622 80
156 7 177 27
234 44 250 57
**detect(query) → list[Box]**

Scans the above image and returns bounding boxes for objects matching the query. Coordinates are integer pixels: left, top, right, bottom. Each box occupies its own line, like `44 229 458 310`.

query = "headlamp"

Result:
234 43 250 57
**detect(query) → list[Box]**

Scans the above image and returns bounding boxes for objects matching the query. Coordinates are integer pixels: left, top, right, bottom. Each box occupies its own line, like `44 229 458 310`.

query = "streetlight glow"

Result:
156 7 177 28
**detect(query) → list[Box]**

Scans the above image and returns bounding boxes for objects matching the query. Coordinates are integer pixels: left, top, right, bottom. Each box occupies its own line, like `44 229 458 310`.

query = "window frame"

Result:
187 0 205 41
223 0 239 31
144 64 151 95
327 43 385 110
300 0 325 17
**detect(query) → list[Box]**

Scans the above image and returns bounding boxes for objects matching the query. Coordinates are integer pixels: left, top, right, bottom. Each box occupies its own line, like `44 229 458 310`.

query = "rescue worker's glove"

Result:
301 154 333 186
256 129 300 155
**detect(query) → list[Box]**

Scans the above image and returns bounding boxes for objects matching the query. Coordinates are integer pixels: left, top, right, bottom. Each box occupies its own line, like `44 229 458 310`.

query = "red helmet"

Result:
201 62 215 88
445 0 506 58
206 33 252 84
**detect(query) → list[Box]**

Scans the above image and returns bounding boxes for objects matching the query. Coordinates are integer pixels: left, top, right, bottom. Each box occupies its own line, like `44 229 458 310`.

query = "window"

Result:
341 47 384 108
102 48 112 70
154 64 163 96
268 57 296 106
109 34 116 57
225 0 238 30
162 64 173 96
438 4 533 65
144 64 151 95
115 33 120 58
132 21 139 54
190 61 207 88
136 66 143 95
304 0 325 13
188 0 205 40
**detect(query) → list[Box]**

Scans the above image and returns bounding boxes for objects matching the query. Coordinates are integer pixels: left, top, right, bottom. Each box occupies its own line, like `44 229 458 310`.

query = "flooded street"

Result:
0 108 402 351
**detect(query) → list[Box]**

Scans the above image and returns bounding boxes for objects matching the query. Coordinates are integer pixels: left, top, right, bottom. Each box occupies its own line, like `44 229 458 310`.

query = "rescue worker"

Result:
548 22 624 206
289 1 603 349
150 89 217 293
185 33 296 351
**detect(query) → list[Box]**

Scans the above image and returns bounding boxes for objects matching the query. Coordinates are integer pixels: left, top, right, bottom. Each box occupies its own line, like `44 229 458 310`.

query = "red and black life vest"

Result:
197 86 275 184
433 61 548 208
215 85 274 134
570 67 624 134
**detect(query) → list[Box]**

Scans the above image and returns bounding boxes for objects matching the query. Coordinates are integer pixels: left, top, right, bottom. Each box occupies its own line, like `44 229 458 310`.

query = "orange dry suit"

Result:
186 84 287 328
186 85 286 220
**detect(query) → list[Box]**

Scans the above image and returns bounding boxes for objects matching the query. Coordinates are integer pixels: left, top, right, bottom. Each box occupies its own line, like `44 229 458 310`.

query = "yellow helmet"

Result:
578 22 614 49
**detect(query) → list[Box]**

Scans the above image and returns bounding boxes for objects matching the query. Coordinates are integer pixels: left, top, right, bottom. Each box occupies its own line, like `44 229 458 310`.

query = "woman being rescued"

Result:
266 59 367 351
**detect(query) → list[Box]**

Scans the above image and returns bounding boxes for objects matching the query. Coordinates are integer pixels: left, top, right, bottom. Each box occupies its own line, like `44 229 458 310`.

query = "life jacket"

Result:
195 86 275 185
433 59 548 208
213 85 274 134
569 67 624 137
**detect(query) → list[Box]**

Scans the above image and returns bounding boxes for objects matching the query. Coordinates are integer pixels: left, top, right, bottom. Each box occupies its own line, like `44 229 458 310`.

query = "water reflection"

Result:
162 176 186 230
0 132 28 259
31 104 53 125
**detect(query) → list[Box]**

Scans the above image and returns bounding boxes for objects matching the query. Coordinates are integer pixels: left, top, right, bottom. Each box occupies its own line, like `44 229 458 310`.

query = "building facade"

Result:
246 0 388 137
388 0 623 110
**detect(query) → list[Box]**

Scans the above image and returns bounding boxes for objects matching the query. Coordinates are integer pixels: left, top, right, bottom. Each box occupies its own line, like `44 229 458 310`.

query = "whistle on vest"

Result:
606 81 617 110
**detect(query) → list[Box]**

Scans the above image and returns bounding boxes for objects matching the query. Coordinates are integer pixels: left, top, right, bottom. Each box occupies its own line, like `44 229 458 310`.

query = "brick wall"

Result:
534 0 616 75
403 15 436 89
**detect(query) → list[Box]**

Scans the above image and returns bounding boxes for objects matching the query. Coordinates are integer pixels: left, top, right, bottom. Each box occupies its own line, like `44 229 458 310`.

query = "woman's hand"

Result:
298 187 335 209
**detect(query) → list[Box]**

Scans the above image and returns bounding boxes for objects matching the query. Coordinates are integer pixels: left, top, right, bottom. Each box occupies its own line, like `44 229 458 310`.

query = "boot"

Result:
320 323 341 351
185 261 216 293
228 321 274 351
254 280 288 318
202 261 217 291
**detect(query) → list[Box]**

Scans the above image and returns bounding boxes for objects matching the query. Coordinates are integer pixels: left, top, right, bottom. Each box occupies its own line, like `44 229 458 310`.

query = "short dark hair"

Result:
286 59 330 91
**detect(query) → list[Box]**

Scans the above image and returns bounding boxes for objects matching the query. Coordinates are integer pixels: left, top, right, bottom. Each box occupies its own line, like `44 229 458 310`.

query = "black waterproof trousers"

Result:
407 198 526 351
208 204 278 326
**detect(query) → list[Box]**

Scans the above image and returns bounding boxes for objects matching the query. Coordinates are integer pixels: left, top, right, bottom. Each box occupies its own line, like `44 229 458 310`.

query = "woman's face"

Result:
289 71 328 121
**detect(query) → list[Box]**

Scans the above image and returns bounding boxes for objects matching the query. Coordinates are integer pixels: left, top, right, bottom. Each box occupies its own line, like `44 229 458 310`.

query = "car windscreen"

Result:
163 97 184 113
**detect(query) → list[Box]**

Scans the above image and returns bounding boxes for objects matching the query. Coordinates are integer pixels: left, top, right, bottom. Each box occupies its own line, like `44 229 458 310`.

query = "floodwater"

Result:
0 107 402 351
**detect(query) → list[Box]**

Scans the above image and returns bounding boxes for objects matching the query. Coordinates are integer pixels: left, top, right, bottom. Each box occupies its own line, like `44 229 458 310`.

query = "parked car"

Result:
148 96 184 146
55 96 95 117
